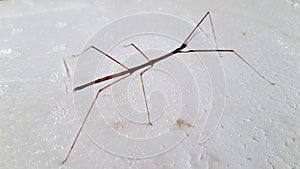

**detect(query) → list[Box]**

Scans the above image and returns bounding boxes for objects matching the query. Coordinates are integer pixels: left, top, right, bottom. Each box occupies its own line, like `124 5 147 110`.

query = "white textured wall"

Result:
0 0 299 169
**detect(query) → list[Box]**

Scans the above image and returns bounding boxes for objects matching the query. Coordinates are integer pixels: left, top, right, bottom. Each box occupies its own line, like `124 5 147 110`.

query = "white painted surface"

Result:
0 0 299 169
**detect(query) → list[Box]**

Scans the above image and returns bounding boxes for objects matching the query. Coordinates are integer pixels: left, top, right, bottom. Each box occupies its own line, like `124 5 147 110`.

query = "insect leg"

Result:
73 45 129 70
124 43 150 61
139 66 153 125
62 74 131 164
179 49 276 85
182 12 220 56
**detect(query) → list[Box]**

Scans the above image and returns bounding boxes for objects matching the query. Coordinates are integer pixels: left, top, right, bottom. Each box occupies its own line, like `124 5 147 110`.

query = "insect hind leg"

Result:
62 74 131 164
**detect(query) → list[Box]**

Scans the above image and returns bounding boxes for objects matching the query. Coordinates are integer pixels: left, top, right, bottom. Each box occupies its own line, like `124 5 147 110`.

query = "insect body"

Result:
62 12 275 164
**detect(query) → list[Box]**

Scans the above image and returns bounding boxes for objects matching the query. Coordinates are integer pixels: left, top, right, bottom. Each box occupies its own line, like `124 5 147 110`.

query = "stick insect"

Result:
62 12 275 164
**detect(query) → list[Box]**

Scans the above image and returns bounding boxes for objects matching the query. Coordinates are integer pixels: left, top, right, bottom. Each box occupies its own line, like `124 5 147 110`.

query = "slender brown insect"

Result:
62 12 275 164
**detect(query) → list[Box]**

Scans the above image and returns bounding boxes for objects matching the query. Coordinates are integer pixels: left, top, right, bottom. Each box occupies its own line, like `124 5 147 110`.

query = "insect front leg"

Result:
179 49 276 85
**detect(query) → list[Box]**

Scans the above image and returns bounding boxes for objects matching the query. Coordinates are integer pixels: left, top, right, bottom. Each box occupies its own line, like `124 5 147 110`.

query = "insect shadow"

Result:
62 12 275 164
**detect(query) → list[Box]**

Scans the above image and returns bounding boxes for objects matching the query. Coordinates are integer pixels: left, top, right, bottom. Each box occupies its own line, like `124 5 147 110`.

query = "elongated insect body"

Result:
62 12 275 164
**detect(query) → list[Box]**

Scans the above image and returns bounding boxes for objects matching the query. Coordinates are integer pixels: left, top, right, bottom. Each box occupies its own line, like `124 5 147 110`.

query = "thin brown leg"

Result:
179 13 275 85
182 12 220 56
124 43 150 61
207 12 220 55
179 49 276 85
62 56 71 78
62 74 131 164
139 66 153 125
73 45 129 70
183 12 210 45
